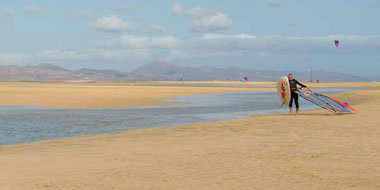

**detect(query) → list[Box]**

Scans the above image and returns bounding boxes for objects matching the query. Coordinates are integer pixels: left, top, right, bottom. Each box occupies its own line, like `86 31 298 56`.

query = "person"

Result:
288 73 307 114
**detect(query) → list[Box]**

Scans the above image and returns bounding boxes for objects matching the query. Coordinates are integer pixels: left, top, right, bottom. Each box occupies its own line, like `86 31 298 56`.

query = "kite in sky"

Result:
334 40 340 47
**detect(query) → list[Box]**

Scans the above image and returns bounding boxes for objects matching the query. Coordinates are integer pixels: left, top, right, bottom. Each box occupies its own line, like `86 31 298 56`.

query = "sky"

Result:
0 0 379 75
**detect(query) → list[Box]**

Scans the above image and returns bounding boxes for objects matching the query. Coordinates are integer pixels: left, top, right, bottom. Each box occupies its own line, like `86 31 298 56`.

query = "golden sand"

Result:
0 82 379 190
0 81 271 108
0 81 375 109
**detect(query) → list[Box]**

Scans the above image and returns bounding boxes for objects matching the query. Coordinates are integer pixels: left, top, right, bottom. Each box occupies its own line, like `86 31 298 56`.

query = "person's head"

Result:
288 73 293 80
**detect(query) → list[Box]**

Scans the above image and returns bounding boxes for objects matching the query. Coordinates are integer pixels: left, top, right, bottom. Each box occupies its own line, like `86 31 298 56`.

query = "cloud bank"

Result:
172 4 233 32
93 15 132 33
2 34 378 69
191 12 233 32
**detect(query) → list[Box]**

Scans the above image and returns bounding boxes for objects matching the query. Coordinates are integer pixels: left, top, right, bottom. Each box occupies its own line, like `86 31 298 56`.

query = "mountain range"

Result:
0 62 374 82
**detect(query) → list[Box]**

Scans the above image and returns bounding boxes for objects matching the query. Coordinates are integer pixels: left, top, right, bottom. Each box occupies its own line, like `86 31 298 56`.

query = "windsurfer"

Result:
288 73 307 114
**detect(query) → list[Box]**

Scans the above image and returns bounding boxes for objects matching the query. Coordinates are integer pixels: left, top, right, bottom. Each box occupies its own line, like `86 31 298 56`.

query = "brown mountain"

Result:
0 63 373 82
0 64 84 80
130 62 372 82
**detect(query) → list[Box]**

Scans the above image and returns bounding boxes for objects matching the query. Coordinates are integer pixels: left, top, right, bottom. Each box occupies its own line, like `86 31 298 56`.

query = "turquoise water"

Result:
0 88 353 146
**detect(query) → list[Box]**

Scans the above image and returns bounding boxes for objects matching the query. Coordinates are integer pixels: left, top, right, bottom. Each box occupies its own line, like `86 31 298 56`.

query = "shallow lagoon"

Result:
0 88 352 145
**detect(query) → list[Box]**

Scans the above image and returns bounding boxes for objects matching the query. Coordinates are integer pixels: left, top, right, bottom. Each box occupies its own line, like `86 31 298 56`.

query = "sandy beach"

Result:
0 81 271 108
0 82 379 190
0 81 374 108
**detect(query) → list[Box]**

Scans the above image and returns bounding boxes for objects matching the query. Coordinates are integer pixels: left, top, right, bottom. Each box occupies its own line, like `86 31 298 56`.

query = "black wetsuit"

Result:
288 79 306 108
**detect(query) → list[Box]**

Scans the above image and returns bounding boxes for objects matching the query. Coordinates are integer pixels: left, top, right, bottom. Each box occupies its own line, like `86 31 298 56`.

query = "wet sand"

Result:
0 82 379 190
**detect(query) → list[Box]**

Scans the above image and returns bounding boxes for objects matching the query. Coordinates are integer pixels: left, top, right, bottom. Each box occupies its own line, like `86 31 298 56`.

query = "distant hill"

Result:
130 62 372 82
0 62 373 82
0 65 84 80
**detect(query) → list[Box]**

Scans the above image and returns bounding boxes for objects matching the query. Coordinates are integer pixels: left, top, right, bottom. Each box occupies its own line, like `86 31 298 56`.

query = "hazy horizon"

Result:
6 62 378 79
0 0 379 75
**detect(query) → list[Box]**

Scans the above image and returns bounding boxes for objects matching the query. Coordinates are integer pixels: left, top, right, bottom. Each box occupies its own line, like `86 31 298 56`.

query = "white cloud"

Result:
149 24 167 33
266 0 281 8
172 4 233 32
192 34 380 52
27 48 152 65
191 12 233 32
201 34 257 40
172 3 184 16
186 6 207 17
25 5 45 15
106 35 181 49
96 49 151 62
38 49 90 61
172 4 208 18
193 34 259 50
0 53 30 65
93 15 132 33
3 8 15 16
78 10 96 19
196 34 296 50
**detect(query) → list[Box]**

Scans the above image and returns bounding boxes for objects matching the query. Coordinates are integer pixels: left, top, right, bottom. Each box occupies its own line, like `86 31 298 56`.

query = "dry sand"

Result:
0 82 379 190
0 81 270 108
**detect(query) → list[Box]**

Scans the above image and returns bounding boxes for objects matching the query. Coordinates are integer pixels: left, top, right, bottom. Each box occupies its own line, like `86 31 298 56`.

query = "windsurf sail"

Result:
296 88 356 113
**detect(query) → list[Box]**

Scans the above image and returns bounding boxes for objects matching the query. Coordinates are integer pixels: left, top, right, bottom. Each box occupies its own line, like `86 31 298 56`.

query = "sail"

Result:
296 89 356 113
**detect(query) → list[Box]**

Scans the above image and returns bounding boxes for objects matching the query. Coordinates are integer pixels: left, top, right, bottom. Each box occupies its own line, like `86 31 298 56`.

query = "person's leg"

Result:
294 93 299 114
289 92 294 113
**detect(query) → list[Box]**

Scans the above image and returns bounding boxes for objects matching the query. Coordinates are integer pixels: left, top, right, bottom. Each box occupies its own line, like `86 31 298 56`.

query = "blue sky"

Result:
0 0 379 75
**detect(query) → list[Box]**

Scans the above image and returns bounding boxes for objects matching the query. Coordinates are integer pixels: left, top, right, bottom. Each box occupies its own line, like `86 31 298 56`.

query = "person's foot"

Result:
289 107 293 114
296 108 300 115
